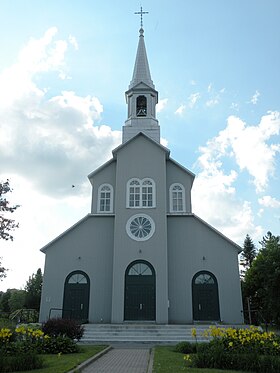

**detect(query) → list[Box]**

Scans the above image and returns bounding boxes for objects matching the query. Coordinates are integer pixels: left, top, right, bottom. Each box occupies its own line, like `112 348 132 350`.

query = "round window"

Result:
126 214 155 241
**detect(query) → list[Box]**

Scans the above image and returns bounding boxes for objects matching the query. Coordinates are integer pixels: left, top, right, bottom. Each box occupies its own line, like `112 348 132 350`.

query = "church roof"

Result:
167 213 242 253
128 28 155 90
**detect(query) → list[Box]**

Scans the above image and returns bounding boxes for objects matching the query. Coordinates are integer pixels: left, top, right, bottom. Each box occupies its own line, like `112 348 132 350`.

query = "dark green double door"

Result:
62 271 90 322
192 272 220 321
124 261 156 321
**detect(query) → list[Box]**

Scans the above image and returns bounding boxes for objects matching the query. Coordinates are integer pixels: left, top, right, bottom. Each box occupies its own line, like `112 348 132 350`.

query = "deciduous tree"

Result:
0 179 20 280
25 268 43 311
0 179 19 241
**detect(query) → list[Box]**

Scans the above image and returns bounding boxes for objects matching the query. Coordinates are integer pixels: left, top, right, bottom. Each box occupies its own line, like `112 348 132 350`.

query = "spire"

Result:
122 11 159 144
129 28 155 90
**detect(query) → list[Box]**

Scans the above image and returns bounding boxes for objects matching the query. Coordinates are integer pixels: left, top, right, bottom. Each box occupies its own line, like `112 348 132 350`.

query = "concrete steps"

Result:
80 324 246 344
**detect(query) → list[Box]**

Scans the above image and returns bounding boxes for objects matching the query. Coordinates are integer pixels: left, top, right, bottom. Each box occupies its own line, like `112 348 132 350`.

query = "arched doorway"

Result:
62 271 90 322
192 271 220 321
124 260 156 321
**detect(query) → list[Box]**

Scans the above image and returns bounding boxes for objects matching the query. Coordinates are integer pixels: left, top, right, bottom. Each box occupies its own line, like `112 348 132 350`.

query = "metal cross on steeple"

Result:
134 6 149 29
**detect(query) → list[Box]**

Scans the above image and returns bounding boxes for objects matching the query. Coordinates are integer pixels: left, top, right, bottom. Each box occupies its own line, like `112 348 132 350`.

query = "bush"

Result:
174 341 196 354
42 318 84 340
0 352 43 372
192 351 280 373
42 335 79 354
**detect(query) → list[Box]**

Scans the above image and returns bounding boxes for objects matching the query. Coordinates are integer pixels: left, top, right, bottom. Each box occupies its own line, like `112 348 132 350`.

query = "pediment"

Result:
126 81 158 95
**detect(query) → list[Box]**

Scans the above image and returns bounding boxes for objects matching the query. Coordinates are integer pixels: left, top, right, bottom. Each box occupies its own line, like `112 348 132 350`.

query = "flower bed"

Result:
180 326 280 373
0 321 82 372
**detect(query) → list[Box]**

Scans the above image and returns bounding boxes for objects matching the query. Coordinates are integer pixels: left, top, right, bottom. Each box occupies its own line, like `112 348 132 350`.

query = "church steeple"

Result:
129 28 155 90
122 23 160 144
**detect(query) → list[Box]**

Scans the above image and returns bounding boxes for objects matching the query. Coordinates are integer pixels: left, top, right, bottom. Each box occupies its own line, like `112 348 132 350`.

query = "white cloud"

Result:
68 35 79 50
0 28 122 198
175 104 186 115
230 102 239 111
196 113 280 192
205 86 225 107
192 112 280 243
250 90 260 105
0 28 123 291
156 98 168 113
192 161 262 244
258 195 280 208
160 137 168 147
206 98 219 107
188 92 200 108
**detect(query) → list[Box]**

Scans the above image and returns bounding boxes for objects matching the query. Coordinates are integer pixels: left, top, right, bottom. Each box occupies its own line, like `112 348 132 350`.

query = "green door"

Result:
192 271 220 321
124 261 156 321
63 271 90 323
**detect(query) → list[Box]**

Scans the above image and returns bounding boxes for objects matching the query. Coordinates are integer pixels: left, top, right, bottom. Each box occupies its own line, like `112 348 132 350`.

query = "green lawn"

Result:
152 346 249 373
15 345 107 373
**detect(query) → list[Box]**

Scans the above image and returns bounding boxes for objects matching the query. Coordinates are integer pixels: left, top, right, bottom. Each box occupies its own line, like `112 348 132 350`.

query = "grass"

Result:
152 346 249 373
14 345 107 373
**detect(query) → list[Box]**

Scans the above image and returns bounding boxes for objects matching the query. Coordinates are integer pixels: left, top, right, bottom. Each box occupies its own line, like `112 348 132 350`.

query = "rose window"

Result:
126 214 155 241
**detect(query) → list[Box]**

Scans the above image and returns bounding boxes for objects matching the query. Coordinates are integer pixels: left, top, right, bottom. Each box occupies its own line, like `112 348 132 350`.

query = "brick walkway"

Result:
81 348 150 373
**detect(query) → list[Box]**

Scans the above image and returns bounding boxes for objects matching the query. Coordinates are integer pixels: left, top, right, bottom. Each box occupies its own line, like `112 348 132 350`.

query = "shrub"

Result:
42 318 84 340
42 335 79 354
0 352 43 372
174 341 196 354
192 351 280 373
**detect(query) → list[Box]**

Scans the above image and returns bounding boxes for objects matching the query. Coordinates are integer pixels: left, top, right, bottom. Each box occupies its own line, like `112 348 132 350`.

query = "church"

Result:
39 24 244 325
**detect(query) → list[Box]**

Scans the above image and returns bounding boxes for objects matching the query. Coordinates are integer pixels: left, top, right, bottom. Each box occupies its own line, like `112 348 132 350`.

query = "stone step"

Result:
80 324 247 344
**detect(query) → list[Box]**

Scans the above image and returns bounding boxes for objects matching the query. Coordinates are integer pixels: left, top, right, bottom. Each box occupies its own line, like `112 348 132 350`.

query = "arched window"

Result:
142 179 153 207
169 183 185 212
98 184 113 213
136 95 147 116
127 178 155 208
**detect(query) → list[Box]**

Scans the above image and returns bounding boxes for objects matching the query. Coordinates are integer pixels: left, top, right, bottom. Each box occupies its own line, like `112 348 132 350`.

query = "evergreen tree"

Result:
240 234 257 270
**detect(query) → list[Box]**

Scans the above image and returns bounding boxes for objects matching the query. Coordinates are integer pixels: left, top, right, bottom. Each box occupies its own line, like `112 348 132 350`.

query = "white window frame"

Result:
126 178 156 208
97 183 113 213
169 183 186 213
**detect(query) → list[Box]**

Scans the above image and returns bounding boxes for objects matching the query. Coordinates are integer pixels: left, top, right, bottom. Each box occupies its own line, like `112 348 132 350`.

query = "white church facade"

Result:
39 26 244 325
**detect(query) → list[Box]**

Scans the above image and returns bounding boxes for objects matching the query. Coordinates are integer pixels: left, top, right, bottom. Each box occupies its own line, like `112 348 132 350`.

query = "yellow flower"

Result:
191 328 197 338
184 354 191 361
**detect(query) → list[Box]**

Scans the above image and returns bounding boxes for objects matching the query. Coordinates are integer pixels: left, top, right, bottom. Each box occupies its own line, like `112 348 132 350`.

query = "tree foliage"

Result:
240 234 257 274
0 179 20 280
243 231 280 325
0 179 20 241
8 289 27 312
24 268 43 311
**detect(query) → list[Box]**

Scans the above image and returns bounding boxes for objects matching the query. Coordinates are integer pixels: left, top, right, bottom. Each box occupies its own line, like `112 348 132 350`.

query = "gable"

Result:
112 131 170 158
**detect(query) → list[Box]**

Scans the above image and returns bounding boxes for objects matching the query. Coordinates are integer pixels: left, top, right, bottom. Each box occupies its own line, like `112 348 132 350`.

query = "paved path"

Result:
81 348 151 373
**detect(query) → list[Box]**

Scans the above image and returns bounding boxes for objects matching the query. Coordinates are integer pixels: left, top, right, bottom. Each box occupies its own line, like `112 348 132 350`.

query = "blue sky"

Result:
0 0 279 291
